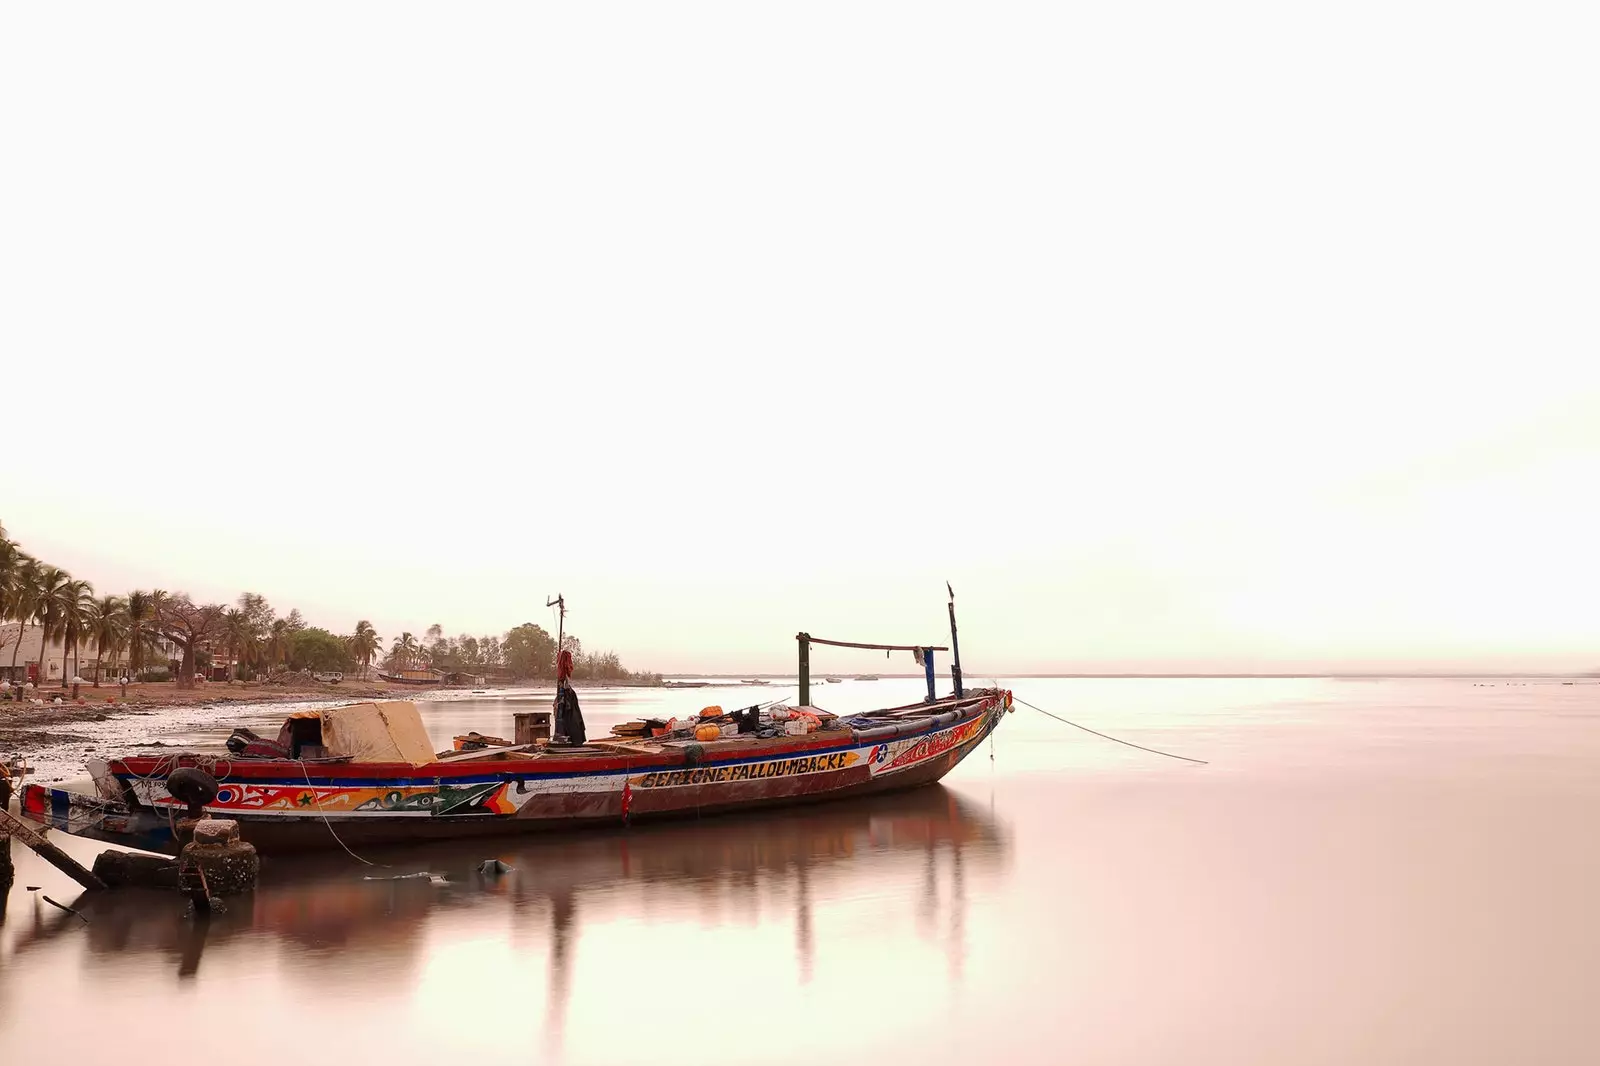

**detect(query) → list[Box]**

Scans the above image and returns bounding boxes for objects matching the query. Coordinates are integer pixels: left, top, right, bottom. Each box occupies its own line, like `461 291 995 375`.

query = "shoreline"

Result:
0 676 658 781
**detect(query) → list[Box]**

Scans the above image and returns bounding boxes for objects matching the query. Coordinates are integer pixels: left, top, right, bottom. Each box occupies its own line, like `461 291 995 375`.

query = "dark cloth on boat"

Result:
554 684 586 746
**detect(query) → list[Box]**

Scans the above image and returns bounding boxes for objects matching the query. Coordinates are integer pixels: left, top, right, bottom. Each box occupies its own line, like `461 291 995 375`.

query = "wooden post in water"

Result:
0 825 13 913
0 807 105 890
0 769 13 912
797 633 810 708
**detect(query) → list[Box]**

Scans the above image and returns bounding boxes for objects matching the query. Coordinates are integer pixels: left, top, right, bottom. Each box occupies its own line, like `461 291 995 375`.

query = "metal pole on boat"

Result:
547 594 566 668
946 583 964 697
797 633 810 707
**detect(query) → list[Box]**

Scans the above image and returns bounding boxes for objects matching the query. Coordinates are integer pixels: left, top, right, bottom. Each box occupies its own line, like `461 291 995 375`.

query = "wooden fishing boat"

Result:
23 591 998 856
22 689 1009 855
379 669 441 686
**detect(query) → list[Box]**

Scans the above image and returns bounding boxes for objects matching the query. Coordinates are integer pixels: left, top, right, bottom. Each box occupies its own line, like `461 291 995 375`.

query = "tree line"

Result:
383 622 659 683
1 520 656 690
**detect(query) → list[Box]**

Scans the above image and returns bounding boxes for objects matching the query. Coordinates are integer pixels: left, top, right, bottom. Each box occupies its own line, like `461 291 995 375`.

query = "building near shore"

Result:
0 622 181 684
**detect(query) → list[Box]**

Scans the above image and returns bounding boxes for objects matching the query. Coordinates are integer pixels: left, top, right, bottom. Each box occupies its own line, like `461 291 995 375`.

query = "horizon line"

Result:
660 671 1600 680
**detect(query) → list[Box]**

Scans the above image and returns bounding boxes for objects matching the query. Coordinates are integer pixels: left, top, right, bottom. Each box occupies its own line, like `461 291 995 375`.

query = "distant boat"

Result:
824 677 842 684
741 678 770 686
378 670 442 686
855 675 880 682
663 681 711 689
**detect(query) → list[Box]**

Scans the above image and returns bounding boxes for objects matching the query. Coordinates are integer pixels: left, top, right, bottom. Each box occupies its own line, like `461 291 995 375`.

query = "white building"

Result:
0 622 180 684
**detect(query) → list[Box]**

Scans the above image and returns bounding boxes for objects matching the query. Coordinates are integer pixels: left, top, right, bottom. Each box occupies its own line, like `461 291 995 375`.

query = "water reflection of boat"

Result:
4 785 1009 990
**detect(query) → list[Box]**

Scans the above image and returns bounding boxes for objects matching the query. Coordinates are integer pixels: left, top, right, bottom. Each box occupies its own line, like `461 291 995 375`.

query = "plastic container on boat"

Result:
784 720 808 736
694 724 721 742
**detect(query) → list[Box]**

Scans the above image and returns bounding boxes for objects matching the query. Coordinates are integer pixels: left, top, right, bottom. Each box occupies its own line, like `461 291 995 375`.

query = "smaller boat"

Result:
379 669 442 686
740 678 770 686
855 675 880 682
824 677 842 684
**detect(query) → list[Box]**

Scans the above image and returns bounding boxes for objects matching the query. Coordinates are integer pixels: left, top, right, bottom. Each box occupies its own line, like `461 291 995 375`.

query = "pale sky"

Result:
2 4 1596 674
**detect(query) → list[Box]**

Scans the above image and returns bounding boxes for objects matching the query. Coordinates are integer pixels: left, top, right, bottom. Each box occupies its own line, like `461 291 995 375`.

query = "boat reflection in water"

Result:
6 784 1009 1054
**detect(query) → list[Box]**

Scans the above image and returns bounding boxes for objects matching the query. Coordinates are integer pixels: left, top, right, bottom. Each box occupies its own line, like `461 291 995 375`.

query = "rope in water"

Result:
1014 696 1208 765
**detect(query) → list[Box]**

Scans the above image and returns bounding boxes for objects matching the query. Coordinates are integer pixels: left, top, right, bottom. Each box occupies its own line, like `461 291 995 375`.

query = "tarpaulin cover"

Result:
320 701 436 765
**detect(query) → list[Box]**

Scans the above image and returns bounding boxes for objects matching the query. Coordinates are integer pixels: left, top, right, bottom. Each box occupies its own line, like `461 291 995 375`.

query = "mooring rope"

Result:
297 761 384 867
1014 696 1209 765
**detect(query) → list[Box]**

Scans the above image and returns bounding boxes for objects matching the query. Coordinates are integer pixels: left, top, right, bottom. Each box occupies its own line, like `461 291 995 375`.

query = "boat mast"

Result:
947 582 964 697
547 593 566 675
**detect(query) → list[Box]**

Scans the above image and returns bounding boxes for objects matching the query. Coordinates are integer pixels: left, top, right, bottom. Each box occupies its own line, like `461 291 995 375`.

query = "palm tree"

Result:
86 594 127 686
125 590 152 679
265 619 293 673
32 566 73 687
223 608 261 681
60 579 96 685
347 619 381 679
6 555 42 682
0 537 19 684
146 588 170 676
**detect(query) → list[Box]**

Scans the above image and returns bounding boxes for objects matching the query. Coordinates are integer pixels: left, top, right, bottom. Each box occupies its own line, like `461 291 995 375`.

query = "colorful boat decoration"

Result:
23 591 1004 856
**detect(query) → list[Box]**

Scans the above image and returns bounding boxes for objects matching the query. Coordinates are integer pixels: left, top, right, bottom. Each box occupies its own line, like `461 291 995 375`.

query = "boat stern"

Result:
20 782 177 855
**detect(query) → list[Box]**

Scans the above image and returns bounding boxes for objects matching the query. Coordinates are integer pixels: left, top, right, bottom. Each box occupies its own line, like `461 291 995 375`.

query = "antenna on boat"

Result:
947 582 964 697
546 593 566 664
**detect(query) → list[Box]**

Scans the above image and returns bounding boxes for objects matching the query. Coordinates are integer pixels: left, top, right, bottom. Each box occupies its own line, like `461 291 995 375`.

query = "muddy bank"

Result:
2 698 353 784
0 681 418 783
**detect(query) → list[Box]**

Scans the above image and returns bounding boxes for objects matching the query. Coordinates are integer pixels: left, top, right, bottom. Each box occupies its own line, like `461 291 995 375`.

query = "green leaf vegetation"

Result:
0 518 657 689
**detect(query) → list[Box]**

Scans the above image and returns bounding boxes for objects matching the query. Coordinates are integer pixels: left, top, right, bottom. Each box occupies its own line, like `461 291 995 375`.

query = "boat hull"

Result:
23 690 1011 856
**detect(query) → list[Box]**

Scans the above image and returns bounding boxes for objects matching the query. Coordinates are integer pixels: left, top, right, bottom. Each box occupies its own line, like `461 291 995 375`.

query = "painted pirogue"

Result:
21 592 1009 856
21 689 1012 855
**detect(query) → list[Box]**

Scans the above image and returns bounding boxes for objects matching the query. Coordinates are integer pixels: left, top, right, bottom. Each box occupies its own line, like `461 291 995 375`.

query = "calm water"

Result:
3 677 1598 1064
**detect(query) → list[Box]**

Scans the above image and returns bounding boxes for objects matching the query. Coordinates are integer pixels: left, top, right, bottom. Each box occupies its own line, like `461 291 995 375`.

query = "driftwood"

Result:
93 849 180 889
